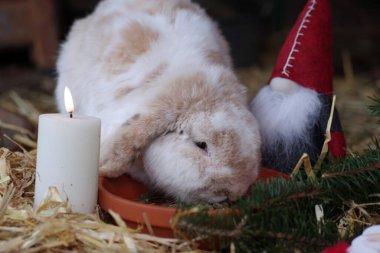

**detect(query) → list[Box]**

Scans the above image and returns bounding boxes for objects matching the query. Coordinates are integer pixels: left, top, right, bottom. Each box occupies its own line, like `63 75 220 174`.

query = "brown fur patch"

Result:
154 70 245 119
180 124 254 199
156 70 245 112
114 63 167 99
126 1 163 15
174 1 200 12
93 12 124 51
149 73 211 116
182 149 208 175
115 86 133 100
206 50 228 66
207 128 255 198
217 71 247 105
219 130 251 173
209 129 248 172
107 22 159 75
141 63 168 86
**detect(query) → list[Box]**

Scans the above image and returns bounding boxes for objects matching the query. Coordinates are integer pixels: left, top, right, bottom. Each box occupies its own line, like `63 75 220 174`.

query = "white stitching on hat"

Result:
281 0 317 77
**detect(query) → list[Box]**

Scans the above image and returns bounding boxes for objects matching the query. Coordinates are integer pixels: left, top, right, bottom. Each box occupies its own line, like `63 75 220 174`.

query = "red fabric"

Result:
321 242 349 253
329 131 347 158
270 0 333 96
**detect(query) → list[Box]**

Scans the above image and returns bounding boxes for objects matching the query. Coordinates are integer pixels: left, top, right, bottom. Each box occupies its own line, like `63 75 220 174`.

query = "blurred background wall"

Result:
0 0 379 73
0 0 379 150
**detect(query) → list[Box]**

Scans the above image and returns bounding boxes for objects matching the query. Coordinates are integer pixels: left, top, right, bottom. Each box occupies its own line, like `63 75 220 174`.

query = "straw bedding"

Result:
0 64 378 252
0 147 207 252
0 94 206 253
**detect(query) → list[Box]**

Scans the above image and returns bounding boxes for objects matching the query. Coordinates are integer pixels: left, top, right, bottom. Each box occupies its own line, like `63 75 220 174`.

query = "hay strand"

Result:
291 153 316 182
8 91 40 126
314 95 336 171
0 120 36 139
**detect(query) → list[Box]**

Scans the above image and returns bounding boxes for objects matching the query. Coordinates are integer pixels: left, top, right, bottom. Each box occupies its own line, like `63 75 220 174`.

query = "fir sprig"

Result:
369 97 380 123
173 98 380 252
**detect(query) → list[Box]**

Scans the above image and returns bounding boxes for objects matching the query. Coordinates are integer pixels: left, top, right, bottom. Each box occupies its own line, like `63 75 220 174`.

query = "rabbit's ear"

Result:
99 107 178 177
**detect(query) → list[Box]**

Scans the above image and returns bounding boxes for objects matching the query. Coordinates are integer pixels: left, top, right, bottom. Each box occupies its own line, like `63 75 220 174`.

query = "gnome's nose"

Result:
270 77 301 94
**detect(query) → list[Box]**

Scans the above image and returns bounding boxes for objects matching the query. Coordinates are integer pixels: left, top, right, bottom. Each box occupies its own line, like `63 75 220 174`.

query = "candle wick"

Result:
70 112 73 118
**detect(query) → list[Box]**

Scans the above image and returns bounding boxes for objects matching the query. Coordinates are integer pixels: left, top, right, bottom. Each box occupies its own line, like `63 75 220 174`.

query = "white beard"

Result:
251 77 323 173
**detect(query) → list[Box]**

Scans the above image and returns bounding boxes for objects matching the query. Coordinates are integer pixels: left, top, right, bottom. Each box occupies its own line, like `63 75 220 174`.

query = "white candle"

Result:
34 87 101 213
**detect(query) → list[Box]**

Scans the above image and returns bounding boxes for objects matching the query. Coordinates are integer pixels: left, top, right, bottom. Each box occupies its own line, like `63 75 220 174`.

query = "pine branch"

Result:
173 98 380 252
368 97 380 123
175 148 380 252
321 163 380 178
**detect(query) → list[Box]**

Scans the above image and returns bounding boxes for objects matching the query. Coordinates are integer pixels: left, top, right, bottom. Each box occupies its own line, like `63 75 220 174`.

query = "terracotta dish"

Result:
98 167 288 238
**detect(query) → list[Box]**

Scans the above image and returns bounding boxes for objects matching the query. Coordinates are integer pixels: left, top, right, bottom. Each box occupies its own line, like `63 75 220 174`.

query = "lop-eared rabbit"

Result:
56 0 261 203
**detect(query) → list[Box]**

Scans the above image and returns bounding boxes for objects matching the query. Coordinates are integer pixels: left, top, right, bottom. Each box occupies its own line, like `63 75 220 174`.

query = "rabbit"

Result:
56 0 261 203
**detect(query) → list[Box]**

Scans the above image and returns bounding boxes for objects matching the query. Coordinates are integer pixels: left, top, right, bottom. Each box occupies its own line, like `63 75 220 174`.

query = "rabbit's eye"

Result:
195 141 207 150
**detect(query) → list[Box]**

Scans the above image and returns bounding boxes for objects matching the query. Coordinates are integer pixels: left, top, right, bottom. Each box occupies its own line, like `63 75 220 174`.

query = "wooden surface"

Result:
0 0 58 69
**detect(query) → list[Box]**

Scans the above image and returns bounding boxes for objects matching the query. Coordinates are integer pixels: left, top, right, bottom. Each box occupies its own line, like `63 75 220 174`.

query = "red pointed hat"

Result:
269 0 333 96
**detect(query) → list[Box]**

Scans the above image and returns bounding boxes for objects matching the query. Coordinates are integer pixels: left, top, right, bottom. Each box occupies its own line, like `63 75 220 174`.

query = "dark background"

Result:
0 0 379 151
0 0 379 73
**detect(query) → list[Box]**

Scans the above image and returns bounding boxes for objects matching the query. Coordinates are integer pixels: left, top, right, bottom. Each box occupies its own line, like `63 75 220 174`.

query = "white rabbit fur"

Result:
56 0 261 203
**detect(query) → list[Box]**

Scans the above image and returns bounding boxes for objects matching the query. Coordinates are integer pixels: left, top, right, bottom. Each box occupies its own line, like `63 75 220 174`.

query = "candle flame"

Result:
64 86 75 113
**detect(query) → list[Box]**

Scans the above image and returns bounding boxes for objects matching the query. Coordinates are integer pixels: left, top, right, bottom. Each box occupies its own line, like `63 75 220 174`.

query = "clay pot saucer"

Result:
98 167 288 238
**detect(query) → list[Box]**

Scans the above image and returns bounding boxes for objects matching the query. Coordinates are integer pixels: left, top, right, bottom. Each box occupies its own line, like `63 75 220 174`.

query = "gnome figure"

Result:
251 0 346 173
